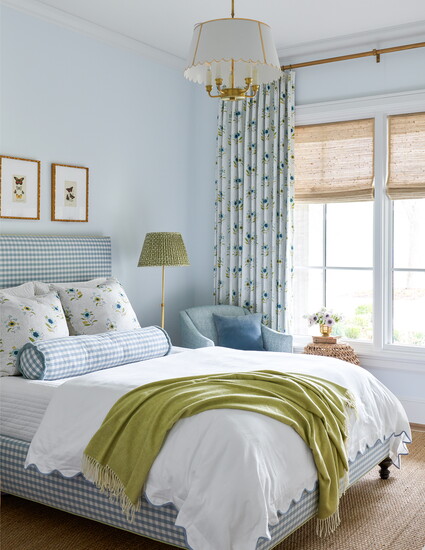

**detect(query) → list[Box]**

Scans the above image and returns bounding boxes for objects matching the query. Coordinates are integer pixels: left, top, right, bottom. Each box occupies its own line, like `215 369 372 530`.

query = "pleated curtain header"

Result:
387 112 425 200
294 118 375 203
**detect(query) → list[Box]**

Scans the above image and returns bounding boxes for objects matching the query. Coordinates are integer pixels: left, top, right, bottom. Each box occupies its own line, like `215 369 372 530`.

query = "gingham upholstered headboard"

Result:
0 235 112 288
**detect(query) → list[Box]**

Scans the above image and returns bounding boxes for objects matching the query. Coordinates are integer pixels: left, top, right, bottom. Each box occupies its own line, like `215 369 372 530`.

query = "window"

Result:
293 111 425 351
392 199 425 345
388 113 425 346
293 202 374 340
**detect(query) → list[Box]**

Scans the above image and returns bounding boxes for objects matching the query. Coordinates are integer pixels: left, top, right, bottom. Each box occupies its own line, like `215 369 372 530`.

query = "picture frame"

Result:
0 155 41 220
51 163 89 222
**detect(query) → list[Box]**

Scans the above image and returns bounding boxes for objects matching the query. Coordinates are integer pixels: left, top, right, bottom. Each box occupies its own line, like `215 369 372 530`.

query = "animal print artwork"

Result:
64 181 77 207
12 175 26 202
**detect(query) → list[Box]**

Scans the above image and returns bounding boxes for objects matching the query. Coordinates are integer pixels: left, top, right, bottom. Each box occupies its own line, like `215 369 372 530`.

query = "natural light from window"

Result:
392 198 425 346
293 202 373 340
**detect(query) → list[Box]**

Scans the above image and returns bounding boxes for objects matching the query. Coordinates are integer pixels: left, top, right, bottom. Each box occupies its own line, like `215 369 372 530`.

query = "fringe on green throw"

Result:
82 370 356 536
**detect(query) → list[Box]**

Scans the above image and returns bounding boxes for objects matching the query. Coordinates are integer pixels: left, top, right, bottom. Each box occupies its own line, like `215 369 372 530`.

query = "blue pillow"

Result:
213 313 264 351
17 326 171 380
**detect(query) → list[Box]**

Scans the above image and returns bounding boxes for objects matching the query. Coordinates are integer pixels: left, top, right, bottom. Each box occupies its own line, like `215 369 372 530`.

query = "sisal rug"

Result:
1 431 424 550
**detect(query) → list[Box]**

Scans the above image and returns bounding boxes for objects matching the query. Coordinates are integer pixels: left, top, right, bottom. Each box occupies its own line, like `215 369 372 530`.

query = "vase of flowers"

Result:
305 307 343 336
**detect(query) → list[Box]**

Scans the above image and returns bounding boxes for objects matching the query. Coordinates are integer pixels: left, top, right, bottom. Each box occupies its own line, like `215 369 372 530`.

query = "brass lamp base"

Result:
160 265 165 329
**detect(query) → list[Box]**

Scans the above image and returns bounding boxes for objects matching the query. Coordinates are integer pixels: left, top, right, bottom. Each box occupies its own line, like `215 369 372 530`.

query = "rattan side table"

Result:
303 341 360 366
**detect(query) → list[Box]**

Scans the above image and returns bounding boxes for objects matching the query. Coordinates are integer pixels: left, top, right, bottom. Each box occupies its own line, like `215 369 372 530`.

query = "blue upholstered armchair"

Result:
179 305 293 353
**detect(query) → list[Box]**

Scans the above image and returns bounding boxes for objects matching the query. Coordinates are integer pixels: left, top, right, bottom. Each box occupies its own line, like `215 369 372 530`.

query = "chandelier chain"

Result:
231 0 235 18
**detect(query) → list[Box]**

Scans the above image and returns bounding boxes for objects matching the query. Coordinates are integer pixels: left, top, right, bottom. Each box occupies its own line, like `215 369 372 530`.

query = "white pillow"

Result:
1 282 36 298
33 278 108 296
49 277 141 336
0 290 69 376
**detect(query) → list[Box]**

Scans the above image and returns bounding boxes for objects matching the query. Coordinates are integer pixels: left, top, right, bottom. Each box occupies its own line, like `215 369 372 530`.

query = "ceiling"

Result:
11 0 425 61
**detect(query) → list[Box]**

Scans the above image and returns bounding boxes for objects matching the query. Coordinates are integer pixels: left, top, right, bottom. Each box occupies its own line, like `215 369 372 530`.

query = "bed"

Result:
0 235 411 550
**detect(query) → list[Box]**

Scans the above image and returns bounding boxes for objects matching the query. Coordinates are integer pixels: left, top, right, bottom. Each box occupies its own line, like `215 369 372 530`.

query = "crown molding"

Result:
278 20 425 64
0 0 186 71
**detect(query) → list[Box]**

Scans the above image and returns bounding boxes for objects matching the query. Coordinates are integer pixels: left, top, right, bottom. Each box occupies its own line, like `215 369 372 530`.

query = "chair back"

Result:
183 305 249 345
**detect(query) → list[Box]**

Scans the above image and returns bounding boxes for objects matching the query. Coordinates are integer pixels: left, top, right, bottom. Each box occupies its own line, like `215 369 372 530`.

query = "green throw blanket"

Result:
82 370 355 535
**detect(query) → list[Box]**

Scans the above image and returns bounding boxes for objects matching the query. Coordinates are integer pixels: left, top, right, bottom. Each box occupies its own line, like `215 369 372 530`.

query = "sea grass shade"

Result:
138 233 189 267
295 118 375 203
387 112 425 200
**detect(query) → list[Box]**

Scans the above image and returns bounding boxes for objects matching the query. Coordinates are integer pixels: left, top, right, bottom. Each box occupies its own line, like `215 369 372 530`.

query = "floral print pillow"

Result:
0 290 69 376
50 278 141 336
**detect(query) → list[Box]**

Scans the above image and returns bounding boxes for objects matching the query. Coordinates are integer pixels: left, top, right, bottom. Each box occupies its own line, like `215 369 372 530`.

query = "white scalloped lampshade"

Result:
184 18 282 89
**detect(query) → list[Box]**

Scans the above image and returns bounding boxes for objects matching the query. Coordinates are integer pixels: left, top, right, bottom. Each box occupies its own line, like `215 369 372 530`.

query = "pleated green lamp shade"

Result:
138 232 190 267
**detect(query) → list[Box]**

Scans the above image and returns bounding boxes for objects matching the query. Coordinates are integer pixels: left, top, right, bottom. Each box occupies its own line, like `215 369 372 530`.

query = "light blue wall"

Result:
294 41 425 105
0 5 217 344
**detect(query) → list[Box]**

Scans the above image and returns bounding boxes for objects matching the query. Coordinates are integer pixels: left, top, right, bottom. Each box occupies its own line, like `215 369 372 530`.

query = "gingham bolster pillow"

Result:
17 327 171 380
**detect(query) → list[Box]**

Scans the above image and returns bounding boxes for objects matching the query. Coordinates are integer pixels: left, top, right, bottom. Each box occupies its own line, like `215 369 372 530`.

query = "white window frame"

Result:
294 89 425 369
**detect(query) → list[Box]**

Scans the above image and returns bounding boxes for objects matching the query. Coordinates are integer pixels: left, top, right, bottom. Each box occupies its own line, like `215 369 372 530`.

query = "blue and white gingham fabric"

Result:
17 327 171 380
0 235 112 288
0 435 392 550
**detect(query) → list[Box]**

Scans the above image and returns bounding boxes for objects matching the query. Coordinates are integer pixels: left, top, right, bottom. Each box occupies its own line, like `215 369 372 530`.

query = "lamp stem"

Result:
231 0 234 18
161 265 165 329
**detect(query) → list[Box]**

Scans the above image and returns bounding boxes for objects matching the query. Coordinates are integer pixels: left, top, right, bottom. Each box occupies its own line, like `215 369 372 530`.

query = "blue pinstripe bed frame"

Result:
0 234 392 550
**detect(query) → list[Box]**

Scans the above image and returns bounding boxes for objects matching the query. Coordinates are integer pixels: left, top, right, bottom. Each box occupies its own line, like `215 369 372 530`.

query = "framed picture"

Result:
0 155 41 220
51 163 89 222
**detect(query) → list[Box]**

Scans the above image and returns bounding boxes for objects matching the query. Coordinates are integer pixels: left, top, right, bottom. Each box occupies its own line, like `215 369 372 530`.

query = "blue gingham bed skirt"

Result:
0 435 391 549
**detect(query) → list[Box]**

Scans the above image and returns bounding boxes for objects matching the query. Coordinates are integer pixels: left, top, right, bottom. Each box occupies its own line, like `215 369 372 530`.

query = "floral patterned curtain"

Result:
213 71 295 332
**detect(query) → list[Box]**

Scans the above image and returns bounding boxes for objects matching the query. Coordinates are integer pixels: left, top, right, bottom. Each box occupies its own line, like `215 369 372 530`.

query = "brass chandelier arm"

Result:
206 76 259 99
206 86 224 98
244 85 260 98
281 41 425 70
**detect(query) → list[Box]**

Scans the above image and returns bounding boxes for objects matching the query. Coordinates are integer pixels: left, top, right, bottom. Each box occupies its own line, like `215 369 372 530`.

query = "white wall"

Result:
0 5 217 344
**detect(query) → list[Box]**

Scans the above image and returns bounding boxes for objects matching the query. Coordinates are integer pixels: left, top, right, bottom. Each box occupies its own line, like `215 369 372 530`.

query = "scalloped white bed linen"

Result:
24 347 411 550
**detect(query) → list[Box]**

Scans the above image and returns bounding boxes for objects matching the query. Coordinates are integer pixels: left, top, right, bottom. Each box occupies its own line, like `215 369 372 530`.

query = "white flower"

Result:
326 317 335 326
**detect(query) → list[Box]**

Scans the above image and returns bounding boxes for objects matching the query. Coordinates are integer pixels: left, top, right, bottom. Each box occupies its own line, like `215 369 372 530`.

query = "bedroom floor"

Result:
1 431 424 550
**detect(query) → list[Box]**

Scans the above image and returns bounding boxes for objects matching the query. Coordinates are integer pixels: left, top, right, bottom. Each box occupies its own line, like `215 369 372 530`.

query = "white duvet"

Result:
26 347 411 550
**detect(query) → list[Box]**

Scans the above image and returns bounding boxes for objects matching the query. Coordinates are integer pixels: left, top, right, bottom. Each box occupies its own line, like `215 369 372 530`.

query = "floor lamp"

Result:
138 232 190 329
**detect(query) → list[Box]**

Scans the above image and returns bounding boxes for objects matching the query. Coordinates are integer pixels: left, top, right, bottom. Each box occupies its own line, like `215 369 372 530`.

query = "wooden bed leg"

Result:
379 457 393 479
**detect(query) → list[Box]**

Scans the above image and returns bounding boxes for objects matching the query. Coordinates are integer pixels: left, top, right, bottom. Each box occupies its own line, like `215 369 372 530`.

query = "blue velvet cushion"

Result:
212 313 265 351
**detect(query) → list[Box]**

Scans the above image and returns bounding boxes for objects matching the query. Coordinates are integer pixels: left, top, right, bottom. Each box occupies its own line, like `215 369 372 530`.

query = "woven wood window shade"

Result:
387 112 425 200
295 118 375 203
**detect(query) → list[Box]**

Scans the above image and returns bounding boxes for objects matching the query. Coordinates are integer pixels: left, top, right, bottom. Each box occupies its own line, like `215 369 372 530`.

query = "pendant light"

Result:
184 0 282 101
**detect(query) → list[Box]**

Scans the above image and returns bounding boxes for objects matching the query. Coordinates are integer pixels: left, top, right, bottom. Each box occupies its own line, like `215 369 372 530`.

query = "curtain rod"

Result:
281 41 425 70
